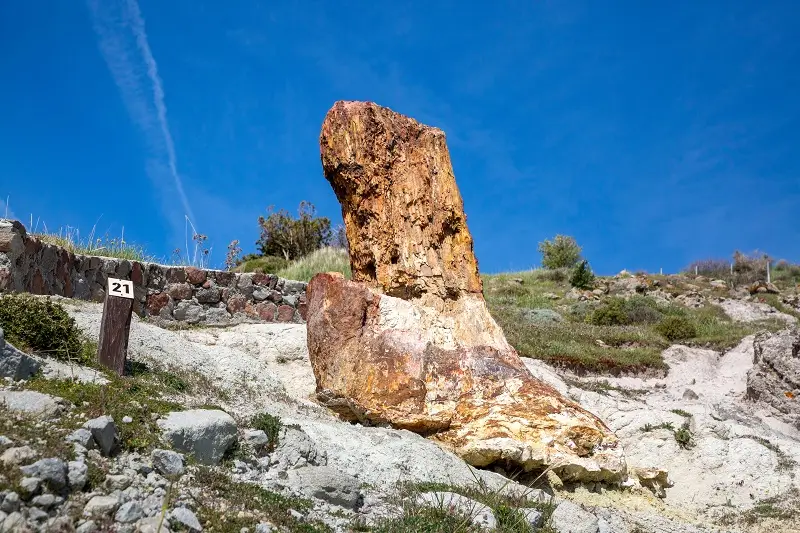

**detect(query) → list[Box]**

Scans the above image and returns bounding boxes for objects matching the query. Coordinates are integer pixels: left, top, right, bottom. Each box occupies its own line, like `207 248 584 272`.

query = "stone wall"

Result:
0 220 307 325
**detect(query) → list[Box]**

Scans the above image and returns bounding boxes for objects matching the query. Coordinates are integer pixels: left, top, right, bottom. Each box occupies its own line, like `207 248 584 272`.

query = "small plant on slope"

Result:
251 412 282 452
0 293 94 364
569 260 595 290
655 316 698 341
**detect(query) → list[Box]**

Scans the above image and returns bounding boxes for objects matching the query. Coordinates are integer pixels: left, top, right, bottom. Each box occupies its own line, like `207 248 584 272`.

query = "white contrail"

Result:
87 0 195 225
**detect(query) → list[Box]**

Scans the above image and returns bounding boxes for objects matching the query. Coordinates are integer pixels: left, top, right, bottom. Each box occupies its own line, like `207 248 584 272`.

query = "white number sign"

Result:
107 277 134 299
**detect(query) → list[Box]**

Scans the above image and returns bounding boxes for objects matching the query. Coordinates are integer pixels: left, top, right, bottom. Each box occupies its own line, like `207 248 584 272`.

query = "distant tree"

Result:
538 235 582 270
257 201 331 260
570 260 595 290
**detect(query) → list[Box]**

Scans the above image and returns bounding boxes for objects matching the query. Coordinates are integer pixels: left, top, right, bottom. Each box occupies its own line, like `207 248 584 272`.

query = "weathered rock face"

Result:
747 329 800 427
307 274 625 481
310 101 626 482
320 100 481 305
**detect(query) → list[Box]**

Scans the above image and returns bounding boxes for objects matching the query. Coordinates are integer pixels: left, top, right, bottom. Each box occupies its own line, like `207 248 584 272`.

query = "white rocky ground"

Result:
2 296 799 532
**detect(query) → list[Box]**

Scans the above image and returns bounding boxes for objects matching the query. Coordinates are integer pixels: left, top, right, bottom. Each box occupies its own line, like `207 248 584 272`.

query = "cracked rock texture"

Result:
748 329 800 428
311 101 626 481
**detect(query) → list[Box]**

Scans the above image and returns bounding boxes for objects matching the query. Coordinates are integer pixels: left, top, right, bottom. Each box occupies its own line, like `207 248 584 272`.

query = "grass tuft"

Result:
276 247 351 282
34 226 154 262
193 466 329 532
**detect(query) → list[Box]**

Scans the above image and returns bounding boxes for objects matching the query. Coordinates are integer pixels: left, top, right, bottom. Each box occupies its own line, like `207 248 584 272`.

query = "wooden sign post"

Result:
97 277 134 376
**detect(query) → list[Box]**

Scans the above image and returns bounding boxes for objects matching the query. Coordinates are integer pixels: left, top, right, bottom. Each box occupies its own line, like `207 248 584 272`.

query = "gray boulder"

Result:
68 461 88 491
157 409 237 465
115 501 145 523
272 425 326 470
0 446 37 466
19 458 68 491
151 449 184 477
135 516 173 533
84 415 120 456
747 330 800 427
416 491 496 530
169 507 202 531
0 492 19 513
285 466 362 510
66 428 95 450
550 500 599 533
0 390 61 417
83 494 120 517
0 328 40 380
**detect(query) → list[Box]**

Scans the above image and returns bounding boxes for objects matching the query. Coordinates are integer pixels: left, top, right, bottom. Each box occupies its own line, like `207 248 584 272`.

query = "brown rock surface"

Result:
309 101 626 481
320 100 481 305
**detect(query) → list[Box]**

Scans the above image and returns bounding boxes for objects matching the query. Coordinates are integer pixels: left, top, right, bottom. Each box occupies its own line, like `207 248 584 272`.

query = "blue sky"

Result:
1 1 798 274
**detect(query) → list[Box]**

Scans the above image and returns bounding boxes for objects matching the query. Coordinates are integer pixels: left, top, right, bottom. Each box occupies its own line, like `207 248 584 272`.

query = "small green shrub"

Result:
569 260 595 290
623 296 664 325
538 235 582 270
674 421 694 449
251 412 282 451
236 254 290 274
0 293 92 364
588 299 628 326
655 316 698 341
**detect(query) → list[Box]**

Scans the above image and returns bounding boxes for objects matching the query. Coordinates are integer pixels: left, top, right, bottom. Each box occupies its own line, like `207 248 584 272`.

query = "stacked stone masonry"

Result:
0 220 307 325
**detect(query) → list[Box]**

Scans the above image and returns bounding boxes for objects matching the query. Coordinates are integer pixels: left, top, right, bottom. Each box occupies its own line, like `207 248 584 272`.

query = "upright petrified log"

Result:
309 101 626 481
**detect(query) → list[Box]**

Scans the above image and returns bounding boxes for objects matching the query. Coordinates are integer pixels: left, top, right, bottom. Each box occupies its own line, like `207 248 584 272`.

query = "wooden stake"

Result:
97 277 134 376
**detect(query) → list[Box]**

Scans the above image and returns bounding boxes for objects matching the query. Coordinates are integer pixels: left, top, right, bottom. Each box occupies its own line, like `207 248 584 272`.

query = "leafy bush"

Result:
624 296 664 325
674 421 694 449
257 201 332 260
569 260 595 290
588 299 628 326
655 316 698 341
0 293 92 364
537 235 582 270
251 412 282 451
236 254 290 274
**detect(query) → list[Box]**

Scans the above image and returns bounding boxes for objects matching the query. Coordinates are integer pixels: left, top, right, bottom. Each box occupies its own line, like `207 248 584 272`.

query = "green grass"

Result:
34 226 154 262
484 272 790 374
368 479 556 533
275 247 351 282
0 406 75 492
234 254 290 274
193 466 330 532
24 370 182 453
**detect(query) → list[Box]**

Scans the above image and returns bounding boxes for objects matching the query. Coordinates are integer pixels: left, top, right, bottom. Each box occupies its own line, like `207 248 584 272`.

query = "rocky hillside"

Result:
0 272 799 532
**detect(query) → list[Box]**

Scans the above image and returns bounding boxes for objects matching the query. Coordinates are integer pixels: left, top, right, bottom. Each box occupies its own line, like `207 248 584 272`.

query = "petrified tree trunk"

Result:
320 100 481 306
310 101 626 482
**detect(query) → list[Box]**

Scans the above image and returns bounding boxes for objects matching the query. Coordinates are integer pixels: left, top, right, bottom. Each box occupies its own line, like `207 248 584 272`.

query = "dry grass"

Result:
276 247 351 282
